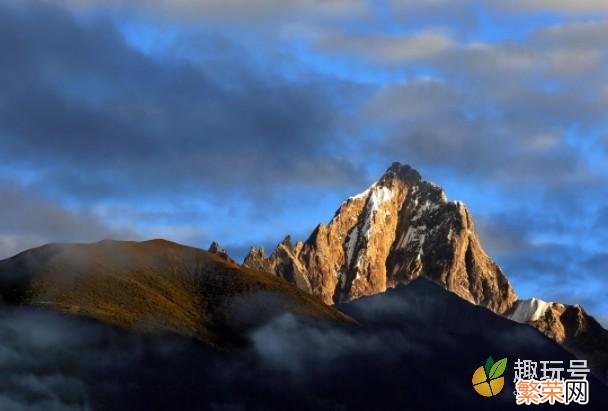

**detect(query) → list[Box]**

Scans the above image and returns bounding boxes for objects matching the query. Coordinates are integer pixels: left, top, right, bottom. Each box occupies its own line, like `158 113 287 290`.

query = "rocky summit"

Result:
244 162 517 313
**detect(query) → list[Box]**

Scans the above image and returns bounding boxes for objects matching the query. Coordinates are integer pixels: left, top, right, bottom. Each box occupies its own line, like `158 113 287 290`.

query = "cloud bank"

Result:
3 282 607 410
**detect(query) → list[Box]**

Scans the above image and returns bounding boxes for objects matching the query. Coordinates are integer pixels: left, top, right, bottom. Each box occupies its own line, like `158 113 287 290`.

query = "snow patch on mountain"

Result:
412 200 440 222
507 298 552 323
349 183 375 201
396 226 427 249
361 185 393 240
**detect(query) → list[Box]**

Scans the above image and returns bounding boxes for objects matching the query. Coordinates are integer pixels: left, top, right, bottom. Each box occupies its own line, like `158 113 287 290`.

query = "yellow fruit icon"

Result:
472 366 487 385
472 357 507 397
490 377 505 393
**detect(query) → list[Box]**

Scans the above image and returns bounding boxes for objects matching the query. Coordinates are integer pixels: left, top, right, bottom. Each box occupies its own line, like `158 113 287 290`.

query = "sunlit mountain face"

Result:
1 0 608 409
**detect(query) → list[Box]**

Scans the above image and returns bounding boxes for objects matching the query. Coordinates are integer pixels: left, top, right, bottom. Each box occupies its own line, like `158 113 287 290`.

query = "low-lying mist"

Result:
1 280 606 410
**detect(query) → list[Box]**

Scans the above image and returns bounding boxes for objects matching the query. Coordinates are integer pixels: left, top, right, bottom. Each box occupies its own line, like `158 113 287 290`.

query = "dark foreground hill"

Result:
1 275 607 410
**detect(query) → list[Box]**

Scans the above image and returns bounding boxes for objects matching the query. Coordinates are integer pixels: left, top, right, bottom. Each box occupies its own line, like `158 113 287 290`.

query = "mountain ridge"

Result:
0 239 351 347
243 162 608 380
507 298 608 381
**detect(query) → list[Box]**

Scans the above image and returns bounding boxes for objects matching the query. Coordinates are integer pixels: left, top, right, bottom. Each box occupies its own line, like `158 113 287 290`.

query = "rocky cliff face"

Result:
244 162 517 313
208 241 236 264
507 299 608 380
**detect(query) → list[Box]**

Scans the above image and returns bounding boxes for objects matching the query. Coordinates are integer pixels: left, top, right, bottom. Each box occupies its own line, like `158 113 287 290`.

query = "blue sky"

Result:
1 0 607 324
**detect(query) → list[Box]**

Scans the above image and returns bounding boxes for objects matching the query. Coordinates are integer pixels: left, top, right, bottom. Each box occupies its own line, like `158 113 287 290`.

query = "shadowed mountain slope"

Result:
3 278 607 410
337 279 608 408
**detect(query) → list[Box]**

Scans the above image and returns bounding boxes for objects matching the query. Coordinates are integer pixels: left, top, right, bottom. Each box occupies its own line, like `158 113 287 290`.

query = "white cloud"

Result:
508 0 608 13
313 29 453 63
59 0 370 22
0 181 136 259
364 77 457 121
532 20 608 48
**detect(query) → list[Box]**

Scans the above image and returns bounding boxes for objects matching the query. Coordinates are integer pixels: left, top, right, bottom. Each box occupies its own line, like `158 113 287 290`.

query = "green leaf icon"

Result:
489 358 508 379
484 356 494 377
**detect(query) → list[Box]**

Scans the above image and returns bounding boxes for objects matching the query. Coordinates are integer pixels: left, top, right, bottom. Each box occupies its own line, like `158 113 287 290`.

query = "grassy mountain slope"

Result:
0 239 350 346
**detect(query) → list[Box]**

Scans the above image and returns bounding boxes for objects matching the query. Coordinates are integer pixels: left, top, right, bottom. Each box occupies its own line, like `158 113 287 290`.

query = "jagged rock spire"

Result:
208 241 236 264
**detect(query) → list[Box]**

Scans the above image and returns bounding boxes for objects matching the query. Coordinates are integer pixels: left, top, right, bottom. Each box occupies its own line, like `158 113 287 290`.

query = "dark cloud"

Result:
0 310 92 410
0 181 135 259
476 213 533 255
476 210 571 255
0 0 365 206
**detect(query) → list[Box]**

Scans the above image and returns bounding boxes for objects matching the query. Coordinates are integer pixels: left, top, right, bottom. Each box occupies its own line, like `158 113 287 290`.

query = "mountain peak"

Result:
244 162 517 313
279 235 293 249
379 162 422 186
